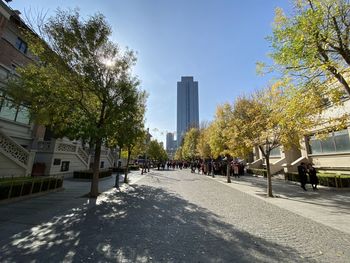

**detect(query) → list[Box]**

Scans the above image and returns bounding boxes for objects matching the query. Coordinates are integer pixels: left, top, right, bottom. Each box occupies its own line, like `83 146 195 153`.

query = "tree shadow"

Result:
0 185 311 262
229 175 350 214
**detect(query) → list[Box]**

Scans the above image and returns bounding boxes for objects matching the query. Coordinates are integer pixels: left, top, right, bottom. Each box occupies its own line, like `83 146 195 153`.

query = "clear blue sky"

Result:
8 0 291 144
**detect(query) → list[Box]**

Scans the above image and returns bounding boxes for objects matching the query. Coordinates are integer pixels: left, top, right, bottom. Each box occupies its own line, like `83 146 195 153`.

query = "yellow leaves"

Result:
274 7 287 28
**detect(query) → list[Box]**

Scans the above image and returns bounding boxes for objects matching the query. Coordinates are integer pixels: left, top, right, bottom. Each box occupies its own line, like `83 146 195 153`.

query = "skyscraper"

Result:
166 132 174 151
177 76 199 147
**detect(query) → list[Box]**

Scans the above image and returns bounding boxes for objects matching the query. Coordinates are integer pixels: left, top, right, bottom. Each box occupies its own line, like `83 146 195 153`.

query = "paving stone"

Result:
0 169 349 262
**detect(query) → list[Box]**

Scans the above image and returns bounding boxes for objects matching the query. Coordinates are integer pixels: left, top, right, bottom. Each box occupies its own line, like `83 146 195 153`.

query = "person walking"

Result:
298 162 308 191
307 163 319 190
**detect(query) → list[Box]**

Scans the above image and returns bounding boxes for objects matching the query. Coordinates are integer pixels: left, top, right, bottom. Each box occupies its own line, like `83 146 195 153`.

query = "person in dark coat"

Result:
307 163 319 190
298 162 308 191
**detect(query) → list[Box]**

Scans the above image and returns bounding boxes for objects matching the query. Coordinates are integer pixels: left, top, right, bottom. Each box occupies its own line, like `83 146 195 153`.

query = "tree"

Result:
208 104 232 182
181 128 200 161
147 140 167 162
7 10 143 197
229 81 322 197
268 0 350 97
113 92 147 183
174 146 183 160
196 125 212 160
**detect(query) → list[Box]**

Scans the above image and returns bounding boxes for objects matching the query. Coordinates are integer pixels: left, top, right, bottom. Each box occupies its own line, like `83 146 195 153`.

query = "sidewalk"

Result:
209 173 350 235
0 171 145 237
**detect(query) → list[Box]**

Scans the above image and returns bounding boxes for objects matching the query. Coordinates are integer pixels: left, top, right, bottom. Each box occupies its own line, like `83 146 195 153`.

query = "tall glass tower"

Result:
177 76 199 147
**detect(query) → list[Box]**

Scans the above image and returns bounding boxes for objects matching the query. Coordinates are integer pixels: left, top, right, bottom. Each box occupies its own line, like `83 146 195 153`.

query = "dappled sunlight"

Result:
1 182 309 262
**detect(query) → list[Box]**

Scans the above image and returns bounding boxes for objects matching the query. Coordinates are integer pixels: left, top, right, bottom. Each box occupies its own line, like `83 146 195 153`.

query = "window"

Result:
0 98 30 124
0 99 17 121
61 161 70 172
15 106 30 124
270 147 281 157
100 161 104 168
308 129 350 154
53 159 61 166
15 37 27 54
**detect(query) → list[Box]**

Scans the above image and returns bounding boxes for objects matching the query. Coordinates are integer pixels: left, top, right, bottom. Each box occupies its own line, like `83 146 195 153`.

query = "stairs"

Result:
0 130 34 176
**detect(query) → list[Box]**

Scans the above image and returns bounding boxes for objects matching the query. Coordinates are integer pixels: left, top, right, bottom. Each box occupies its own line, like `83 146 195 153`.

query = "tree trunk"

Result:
124 147 131 183
227 159 231 183
118 147 122 166
266 155 273 197
90 138 102 197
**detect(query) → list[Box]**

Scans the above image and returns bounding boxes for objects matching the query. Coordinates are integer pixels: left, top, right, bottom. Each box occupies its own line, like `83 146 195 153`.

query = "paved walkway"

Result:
0 171 144 236
0 169 349 262
209 173 350 235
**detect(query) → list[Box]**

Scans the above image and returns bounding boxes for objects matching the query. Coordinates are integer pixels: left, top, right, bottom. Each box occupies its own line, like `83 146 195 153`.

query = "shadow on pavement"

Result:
0 184 309 263
226 174 350 214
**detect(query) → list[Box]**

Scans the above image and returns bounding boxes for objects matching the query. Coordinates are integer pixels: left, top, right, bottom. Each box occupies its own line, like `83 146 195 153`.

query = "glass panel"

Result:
0 99 17 121
270 147 281 157
16 106 30 124
15 37 21 49
334 130 348 136
15 38 27 54
334 130 350 152
309 139 322 154
320 137 336 153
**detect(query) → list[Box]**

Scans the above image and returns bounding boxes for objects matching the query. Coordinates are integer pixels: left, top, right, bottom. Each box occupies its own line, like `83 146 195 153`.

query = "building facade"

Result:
249 90 350 174
0 2 36 176
166 132 174 151
177 76 199 147
0 1 115 177
166 132 176 159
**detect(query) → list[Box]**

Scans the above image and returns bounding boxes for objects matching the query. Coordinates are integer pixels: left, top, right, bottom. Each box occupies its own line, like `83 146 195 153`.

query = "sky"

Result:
8 0 292 144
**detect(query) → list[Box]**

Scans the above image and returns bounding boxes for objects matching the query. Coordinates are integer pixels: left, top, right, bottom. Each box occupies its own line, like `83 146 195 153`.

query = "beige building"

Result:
249 88 350 175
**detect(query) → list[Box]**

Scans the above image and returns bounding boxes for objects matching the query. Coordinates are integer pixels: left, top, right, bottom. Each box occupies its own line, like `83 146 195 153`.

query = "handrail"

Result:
0 130 29 166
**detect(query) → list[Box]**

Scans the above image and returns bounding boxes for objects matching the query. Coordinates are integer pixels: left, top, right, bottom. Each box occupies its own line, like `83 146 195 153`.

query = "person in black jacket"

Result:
307 163 319 190
298 162 308 191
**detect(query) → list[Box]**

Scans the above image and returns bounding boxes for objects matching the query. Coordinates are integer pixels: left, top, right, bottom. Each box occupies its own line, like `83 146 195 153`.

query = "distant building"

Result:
166 132 174 151
177 76 199 147
166 132 176 159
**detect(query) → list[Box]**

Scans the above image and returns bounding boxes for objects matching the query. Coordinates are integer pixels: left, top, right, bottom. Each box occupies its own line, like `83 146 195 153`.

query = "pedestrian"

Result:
307 163 319 190
298 162 308 191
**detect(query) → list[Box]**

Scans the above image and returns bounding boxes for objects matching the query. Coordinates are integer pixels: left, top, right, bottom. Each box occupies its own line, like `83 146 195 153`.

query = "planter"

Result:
0 176 64 201
73 169 112 179
246 168 267 177
284 172 350 188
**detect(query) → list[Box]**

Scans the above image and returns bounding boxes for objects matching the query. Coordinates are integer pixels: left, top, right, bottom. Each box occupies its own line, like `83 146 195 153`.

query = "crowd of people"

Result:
155 159 246 177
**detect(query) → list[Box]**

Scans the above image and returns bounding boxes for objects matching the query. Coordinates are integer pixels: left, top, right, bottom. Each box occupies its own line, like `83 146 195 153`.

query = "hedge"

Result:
284 172 350 188
246 168 267 177
111 165 139 173
73 169 112 179
128 165 140 171
0 176 64 201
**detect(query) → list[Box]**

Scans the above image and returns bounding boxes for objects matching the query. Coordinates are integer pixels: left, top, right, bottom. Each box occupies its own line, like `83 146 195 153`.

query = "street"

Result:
0 170 349 262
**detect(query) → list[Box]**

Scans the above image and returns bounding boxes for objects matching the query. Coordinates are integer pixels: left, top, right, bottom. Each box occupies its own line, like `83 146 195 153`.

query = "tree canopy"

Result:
181 128 200 160
268 0 350 97
228 81 323 196
7 10 145 197
147 140 168 162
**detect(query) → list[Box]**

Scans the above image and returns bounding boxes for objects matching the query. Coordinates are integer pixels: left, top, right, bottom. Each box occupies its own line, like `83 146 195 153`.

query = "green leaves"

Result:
182 128 200 160
270 0 350 96
147 140 167 162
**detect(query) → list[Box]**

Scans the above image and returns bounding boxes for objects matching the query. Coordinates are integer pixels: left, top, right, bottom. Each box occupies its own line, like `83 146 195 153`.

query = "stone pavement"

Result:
209 173 350 235
0 171 144 237
0 169 349 262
